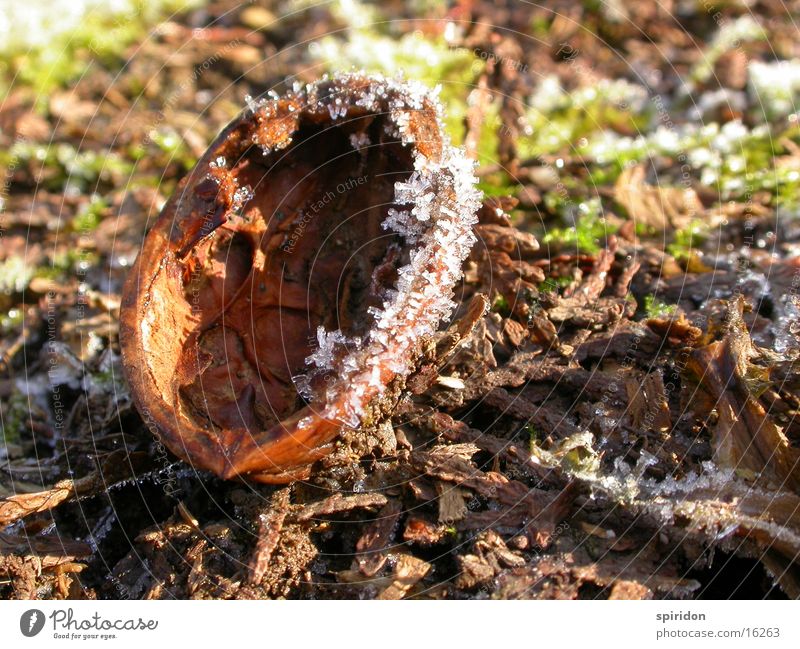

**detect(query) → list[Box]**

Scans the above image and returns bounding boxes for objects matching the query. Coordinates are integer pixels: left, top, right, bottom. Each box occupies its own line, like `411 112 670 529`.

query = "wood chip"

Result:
295 492 388 521
354 499 403 577
436 482 468 523
376 554 430 600
248 487 291 585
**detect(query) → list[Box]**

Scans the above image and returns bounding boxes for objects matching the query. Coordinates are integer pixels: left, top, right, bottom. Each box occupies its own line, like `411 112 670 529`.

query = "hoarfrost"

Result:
244 94 262 114
774 293 800 356
634 450 659 477
349 132 371 150
306 327 356 371
232 185 254 211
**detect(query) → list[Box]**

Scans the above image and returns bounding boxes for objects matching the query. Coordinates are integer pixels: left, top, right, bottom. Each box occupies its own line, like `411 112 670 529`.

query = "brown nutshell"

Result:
119 74 481 483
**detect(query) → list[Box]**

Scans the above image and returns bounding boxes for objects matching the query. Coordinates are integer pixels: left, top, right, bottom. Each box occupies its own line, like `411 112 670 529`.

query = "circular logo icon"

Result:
20 609 45 637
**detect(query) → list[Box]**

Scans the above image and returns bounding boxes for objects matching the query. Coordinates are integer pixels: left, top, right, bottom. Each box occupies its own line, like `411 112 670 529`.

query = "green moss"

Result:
0 1 201 100
0 308 23 335
32 265 65 281
538 276 572 294
535 171 582 217
73 195 108 232
478 175 518 198
149 128 197 169
579 121 800 209
519 76 652 159
643 295 677 318
688 16 766 85
491 293 510 316
311 30 484 147
1 141 132 192
529 15 551 38
667 219 709 259
541 197 616 253
0 257 34 294
1 392 29 444
634 222 656 236
525 423 541 452
51 249 100 275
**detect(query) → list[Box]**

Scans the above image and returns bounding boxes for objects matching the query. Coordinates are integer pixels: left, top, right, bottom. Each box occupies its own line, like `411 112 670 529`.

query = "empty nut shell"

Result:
120 73 481 483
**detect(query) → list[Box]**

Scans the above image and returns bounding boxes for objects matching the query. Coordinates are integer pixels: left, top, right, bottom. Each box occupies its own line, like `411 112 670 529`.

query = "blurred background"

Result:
2 1 800 326
2 0 800 599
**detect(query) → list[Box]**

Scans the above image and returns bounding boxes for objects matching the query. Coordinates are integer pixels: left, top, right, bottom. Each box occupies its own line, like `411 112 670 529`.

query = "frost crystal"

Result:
774 293 800 357
232 185 253 211
306 327 353 370
349 132 371 150
244 94 262 114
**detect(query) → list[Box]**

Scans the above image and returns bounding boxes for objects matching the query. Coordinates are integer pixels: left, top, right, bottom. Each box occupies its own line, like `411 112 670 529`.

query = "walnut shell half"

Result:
120 74 481 483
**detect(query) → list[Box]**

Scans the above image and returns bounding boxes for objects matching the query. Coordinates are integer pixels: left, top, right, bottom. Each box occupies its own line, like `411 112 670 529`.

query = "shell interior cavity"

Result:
120 73 482 482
